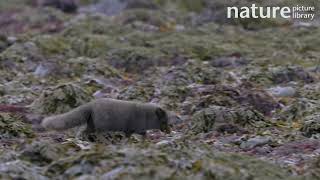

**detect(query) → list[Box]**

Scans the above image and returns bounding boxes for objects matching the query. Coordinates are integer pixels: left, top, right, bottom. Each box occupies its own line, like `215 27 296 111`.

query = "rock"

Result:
107 46 165 73
0 160 48 180
167 111 183 125
301 113 320 138
299 83 320 100
191 107 218 134
33 62 61 78
31 83 91 115
128 134 144 143
234 84 280 115
80 0 127 15
191 106 267 134
278 98 320 122
0 41 43 75
19 141 64 166
78 131 127 144
271 139 320 156
101 167 124 180
75 175 96 180
146 129 165 141
155 140 172 147
248 66 316 86
267 86 296 97
216 124 246 134
271 66 315 84
211 54 249 68
0 113 34 139
161 60 224 86
187 84 279 116
305 156 320 179
175 24 185 32
131 21 159 32
240 136 272 150
7 36 17 45
80 0 157 15
33 64 50 77
43 142 297 179
64 163 94 177
118 83 155 102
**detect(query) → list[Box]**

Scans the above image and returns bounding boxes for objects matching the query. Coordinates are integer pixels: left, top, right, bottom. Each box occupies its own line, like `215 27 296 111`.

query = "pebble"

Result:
240 136 271 150
268 86 296 97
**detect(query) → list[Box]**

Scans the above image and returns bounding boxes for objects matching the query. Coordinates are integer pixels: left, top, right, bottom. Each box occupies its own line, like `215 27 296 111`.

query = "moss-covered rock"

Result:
271 66 315 84
301 113 320 138
191 107 218 134
42 142 298 179
159 85 191 111
278 98 320 122
116 9 173 29
69 34 113 58
118 83 155 102
299 83 320 101
149 33 226 60
19 141 65 166
248 66 316 86
31 83 91 115
62 14 122 37
107 46 165 73
33 35 72 57
0 113 34 139
191 106 267 134
0 160 48 180
0 42 43 75
66 57 122 78
159 60 225 87
304 156 320 180
234 17 291 30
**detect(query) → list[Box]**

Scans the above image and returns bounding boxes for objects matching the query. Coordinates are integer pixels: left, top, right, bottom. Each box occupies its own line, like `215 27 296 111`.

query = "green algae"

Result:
191 106 267 134
119 83 156 102
116 9 173 28
31 83 91 115
19 141 65 166
67 57 122 78
41 142 298 180
278 98 320 122
69 34 113 58
62 14 125 37
107 45 165 73
301 113 320 138
299 83 320 101
0 113 34 139
34 35 72 57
